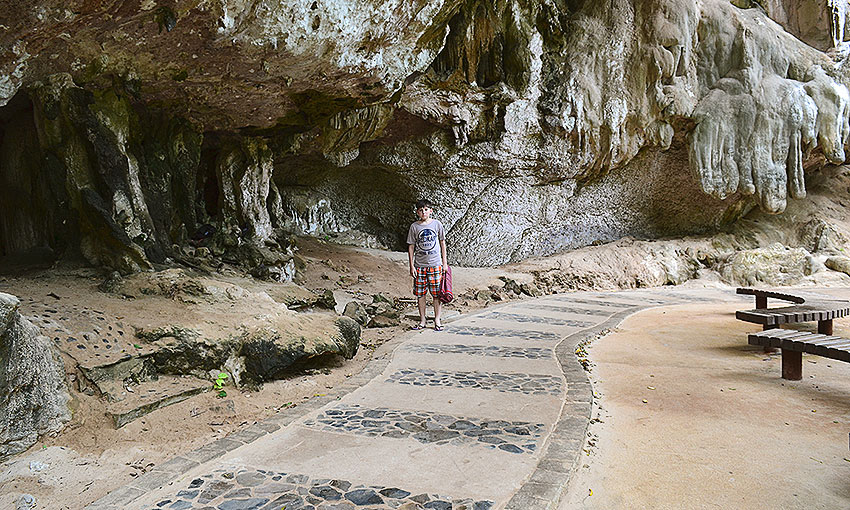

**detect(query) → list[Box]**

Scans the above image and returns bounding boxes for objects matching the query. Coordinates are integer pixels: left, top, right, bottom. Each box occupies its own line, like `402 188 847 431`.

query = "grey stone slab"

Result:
265 406 303 424
255 421 281 433
535 457 573 474
85 486 146 507
553 414 588 437
184 439 238 463
213 437 245 452
227 425 267 444
516 482 562 502
561 401 592 417
566 383 593 403
527 467 568 485
503 490 550 510
155 456 199 474
130 469 177 491
543 438 584 460
82 504 121 510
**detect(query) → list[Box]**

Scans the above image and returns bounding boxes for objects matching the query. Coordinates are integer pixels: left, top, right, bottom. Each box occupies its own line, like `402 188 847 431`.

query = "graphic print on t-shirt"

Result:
417 228 437 256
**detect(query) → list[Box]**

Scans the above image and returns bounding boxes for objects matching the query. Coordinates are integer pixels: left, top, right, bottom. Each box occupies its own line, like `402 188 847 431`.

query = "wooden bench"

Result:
736 288 850 336
749 329 850 380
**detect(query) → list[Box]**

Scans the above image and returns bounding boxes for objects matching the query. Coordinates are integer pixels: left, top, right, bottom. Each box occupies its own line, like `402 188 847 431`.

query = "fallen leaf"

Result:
647 386 656 390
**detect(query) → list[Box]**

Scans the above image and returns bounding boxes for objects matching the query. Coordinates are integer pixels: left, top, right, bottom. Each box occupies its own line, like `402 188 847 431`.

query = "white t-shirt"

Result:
407 219 445 267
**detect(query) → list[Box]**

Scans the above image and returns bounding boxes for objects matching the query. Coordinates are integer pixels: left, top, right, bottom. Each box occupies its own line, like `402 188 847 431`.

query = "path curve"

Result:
85 289 707 510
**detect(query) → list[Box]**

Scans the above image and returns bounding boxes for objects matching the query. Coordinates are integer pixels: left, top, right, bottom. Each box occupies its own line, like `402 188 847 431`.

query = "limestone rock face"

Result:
2 0 850 267
0 293 71 461
759 0 834 50
718 243 820 286
114 269 361 387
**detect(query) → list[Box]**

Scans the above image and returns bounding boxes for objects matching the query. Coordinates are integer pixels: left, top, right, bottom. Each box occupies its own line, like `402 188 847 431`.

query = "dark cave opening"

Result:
0 90 68 265
198 144 221 221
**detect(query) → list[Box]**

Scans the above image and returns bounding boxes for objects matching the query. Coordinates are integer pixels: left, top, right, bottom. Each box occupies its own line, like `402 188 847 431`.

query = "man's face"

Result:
416 206 432 221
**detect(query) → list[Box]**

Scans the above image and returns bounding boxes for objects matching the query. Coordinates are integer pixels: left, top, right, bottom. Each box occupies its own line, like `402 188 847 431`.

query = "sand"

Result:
562 301 850 510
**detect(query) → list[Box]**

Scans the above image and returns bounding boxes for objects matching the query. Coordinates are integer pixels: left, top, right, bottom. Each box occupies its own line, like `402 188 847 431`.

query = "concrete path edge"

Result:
503 305 643 510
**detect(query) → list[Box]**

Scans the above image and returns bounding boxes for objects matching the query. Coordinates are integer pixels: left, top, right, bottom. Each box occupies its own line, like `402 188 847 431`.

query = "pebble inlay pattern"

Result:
386 368 563 395
513 303 613 316
149 468 494 509
444 325 561 341
304 404 544 453
548 296 661 307
479 312 593 328
405 343 552 359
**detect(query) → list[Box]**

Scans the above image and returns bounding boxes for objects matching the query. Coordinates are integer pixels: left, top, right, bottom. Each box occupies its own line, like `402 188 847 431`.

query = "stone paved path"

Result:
85 289 709 510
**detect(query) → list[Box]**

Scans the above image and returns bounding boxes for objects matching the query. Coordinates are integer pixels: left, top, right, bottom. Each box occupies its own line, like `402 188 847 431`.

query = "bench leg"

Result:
781 349 802 380
818 319 833 336
762 324 780 353
756 296 767 309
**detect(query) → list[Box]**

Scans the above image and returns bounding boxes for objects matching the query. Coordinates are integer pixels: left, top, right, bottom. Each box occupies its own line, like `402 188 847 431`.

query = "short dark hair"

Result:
415 199 432 209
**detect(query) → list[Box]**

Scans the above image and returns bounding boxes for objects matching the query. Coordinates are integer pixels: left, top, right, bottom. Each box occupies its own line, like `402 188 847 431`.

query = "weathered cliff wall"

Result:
1 0 849 268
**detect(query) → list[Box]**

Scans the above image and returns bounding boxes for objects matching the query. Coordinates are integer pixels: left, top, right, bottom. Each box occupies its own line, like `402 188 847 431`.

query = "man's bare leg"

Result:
417 296 427 327
434 297 442 328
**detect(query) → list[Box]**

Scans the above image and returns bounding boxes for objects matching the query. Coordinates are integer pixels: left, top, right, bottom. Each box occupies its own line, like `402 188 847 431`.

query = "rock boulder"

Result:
0 293 71 461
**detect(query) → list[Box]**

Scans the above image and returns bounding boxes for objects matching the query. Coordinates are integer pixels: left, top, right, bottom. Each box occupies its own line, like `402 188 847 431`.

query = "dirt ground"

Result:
0 237 518 509
562 302 850 510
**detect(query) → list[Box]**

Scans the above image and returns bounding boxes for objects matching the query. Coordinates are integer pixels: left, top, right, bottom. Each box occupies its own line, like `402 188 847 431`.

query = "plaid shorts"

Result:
413 266 442 297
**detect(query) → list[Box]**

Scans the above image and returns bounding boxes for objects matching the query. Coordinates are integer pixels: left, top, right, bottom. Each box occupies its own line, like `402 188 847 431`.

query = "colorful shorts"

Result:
413 266 442 297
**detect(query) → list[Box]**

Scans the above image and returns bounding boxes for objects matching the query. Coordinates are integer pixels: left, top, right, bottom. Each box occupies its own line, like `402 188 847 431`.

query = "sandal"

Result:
434 324 444 331
411 323 426 330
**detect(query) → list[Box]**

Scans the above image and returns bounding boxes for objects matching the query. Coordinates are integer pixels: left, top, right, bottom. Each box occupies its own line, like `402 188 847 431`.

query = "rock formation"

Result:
0 293 71 461
1 0 850 268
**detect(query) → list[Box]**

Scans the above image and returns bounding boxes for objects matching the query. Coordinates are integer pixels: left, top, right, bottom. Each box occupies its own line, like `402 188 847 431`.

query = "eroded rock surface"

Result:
0 293 71 461
2 1 850 268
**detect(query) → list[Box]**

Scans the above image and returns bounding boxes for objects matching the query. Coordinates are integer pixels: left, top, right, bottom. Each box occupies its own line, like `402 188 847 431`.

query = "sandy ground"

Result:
562 301 850 510
0 238 515 509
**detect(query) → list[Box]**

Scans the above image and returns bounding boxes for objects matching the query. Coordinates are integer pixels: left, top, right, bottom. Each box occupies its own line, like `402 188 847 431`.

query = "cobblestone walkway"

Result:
86 289 704 510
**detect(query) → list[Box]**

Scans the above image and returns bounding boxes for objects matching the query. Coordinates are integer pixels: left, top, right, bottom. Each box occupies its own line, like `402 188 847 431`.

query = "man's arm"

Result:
440 239 447 270
408 244 416 278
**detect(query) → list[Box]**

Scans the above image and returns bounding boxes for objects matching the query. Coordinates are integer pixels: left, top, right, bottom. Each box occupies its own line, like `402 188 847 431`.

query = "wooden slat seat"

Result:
737 288 806 304
735 288 850 335
749 330 850 379
736 304 850 326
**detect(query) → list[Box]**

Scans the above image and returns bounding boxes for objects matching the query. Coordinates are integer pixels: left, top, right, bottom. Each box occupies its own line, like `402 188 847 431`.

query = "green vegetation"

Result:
213 372 229 398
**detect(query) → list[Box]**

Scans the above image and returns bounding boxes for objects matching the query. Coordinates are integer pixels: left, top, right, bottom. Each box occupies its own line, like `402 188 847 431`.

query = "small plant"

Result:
213 372 229 398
